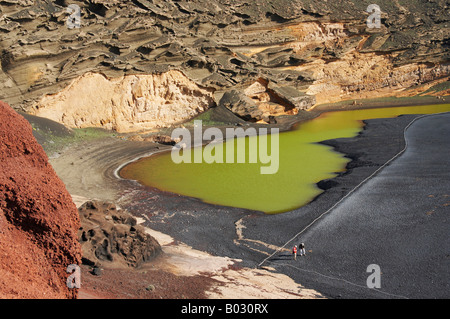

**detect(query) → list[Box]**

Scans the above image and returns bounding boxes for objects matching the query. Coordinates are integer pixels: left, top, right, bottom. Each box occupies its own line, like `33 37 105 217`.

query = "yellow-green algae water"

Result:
120 104 450 214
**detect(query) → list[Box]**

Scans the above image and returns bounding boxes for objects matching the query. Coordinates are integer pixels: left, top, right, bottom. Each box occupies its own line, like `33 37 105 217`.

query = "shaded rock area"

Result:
0 100 81 299
220 89 263 122
221 78 317 122
0 0 448 125
78 200 161 269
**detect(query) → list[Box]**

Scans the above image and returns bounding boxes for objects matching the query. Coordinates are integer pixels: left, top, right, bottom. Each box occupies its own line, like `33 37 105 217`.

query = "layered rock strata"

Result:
0 0 448 126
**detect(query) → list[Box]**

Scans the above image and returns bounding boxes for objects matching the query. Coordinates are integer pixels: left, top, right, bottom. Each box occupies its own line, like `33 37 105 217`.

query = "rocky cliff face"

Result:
30 70 215 132
0 101 81 298
0 0 448 126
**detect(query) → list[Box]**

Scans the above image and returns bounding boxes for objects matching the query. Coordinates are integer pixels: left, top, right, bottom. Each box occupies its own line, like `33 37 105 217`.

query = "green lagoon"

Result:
120 104 450 214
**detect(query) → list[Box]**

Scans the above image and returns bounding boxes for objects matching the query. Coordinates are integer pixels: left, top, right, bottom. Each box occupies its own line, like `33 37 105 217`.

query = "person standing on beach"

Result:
299 243 306 256
293 245 297 260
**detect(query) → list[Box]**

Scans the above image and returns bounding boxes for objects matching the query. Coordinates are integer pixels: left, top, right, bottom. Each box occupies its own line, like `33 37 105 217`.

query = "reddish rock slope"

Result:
0 101 81 299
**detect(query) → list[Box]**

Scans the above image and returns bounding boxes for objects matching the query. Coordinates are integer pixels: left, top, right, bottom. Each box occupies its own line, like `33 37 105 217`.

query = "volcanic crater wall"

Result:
0 101 81 299
0 0 448 125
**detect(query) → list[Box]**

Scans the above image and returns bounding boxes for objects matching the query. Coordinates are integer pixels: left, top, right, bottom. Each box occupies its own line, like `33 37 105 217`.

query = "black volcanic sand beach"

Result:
117 111 450 299
37 105 449 299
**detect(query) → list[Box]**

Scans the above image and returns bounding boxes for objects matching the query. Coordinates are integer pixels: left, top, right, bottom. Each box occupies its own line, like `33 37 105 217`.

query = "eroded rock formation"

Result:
0 0 448 126
221 78 316 122
78 200 161 269
0 101 81 299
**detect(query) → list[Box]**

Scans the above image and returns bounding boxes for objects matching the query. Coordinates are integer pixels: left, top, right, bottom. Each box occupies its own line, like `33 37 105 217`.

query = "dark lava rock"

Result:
78 200 161 268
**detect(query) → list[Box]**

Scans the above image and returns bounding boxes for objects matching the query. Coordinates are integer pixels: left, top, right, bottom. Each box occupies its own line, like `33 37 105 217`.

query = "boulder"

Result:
78 200 162 268
267 83 316 111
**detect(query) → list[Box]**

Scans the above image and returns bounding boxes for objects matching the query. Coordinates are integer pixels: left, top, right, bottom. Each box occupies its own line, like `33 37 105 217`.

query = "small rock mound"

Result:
78 200 161 269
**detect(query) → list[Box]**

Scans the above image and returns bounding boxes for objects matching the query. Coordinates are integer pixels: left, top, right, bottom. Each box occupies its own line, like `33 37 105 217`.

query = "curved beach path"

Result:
263 112 450 299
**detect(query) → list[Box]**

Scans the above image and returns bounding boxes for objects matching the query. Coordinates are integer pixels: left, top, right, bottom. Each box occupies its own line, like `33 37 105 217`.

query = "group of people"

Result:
292 243 306 260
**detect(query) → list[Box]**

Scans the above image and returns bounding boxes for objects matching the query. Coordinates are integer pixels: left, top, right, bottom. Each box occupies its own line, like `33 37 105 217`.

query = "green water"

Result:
120 104 450 214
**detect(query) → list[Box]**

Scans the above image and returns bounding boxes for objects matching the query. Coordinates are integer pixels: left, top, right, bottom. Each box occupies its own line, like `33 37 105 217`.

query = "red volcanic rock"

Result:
0 101 81 299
